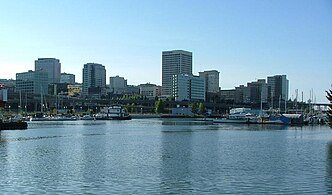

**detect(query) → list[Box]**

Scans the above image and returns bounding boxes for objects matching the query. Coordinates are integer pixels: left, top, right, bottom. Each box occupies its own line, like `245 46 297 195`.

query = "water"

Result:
1 119 332 194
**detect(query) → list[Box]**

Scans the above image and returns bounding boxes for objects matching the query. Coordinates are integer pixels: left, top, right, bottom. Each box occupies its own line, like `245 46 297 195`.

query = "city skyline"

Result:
0 0 331 103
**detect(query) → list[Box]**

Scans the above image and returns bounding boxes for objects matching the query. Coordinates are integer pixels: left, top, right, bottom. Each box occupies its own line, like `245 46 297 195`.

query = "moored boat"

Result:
95 105 131 120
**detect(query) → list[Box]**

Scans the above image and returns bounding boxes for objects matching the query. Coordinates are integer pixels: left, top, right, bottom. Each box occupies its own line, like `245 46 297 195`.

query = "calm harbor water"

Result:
1 119 332 194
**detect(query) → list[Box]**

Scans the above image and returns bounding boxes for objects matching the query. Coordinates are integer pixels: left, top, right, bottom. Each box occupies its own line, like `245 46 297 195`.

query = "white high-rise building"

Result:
35 58 61 84
172 74 205 101
82 63 106 98
199 70 220 93
162 50 192 96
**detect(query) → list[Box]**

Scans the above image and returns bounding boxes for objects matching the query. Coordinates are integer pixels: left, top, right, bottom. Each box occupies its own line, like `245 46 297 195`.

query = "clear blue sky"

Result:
0 0 331 103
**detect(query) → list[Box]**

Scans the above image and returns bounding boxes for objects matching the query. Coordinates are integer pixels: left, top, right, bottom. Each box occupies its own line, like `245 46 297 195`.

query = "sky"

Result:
0 0 331 103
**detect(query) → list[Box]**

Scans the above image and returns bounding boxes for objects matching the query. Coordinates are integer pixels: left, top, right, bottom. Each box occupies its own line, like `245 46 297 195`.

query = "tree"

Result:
190 103 198 114
326 90 332 128
198 103 206 115
155 100 164 114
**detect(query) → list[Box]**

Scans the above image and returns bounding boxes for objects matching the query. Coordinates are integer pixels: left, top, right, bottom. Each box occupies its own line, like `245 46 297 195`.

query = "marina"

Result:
0 119 331 194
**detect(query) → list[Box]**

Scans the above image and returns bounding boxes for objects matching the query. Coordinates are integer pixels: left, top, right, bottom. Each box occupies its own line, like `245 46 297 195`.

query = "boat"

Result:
213 108 257 124
81 115 96 120
95 105 131 120
0 116 27 130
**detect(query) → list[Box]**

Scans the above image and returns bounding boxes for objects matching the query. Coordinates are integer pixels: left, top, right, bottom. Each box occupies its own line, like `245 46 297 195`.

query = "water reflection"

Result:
160 123 194 193
326 142 332 193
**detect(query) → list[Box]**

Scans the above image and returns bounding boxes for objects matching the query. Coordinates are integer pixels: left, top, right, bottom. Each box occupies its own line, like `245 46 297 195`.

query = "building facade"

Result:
139 83 161 98
199 70 220 93
267 75 289 104
162 50 192 96
109 76 127 94
60 73 75 84
68 84 81 97
35 58 61 84
16 70 48 95
82 63 106 98
220 89 235 102
172 74 205 101
243 79 268 104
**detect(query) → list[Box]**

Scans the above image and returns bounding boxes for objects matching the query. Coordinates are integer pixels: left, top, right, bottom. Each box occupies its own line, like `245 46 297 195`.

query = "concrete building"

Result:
139 83 161 99
172 74 205 101
220 89 235 102
35 58 61 84
199 70 220 93
122 85 140 95
68 84 81 97
48 83 69 96
60 73 75 84
16 70 48 95
0 79 16 94
68 85 81 97
243 79 268 104
235 85 245 103
267 75 289 104
109 76 127 94
82 63 106 98
162 50 192 96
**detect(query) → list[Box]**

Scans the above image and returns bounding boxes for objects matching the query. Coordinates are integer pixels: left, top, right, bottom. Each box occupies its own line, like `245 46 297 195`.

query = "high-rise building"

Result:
60 73 75 84
16 70 48 95
243 79 268 104
35 58 61 84
199 70 220 93
109 76 127 94
172 74 205 101
82 63 106 98
162 50 192 96
267 75 289 104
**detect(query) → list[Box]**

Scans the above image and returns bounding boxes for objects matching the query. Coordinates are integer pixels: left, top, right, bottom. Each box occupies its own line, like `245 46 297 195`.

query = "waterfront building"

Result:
82 63 106 98
162 50 192 96
0 79 16 94
0 84 8 107
220 89 235 102
172 74 205 101
60 73 75 84
35 58 61 84
68 84 81 97
199 70 220 93
48 83 69 95
199 70 220 102
243 79 268 104
139 83 161 99
110 76 127 94
267 75 289 105
122 85 140 95
235 85 245 103
16 70 48 95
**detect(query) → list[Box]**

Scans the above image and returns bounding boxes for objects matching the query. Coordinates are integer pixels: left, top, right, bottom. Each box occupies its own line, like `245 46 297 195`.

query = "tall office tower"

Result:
109 75 127 94
82 63 106 98
16 70 48 95
60 73 75 84
267 75 289 104
162 50 192 96
35 58 61 84
199 70 220 93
